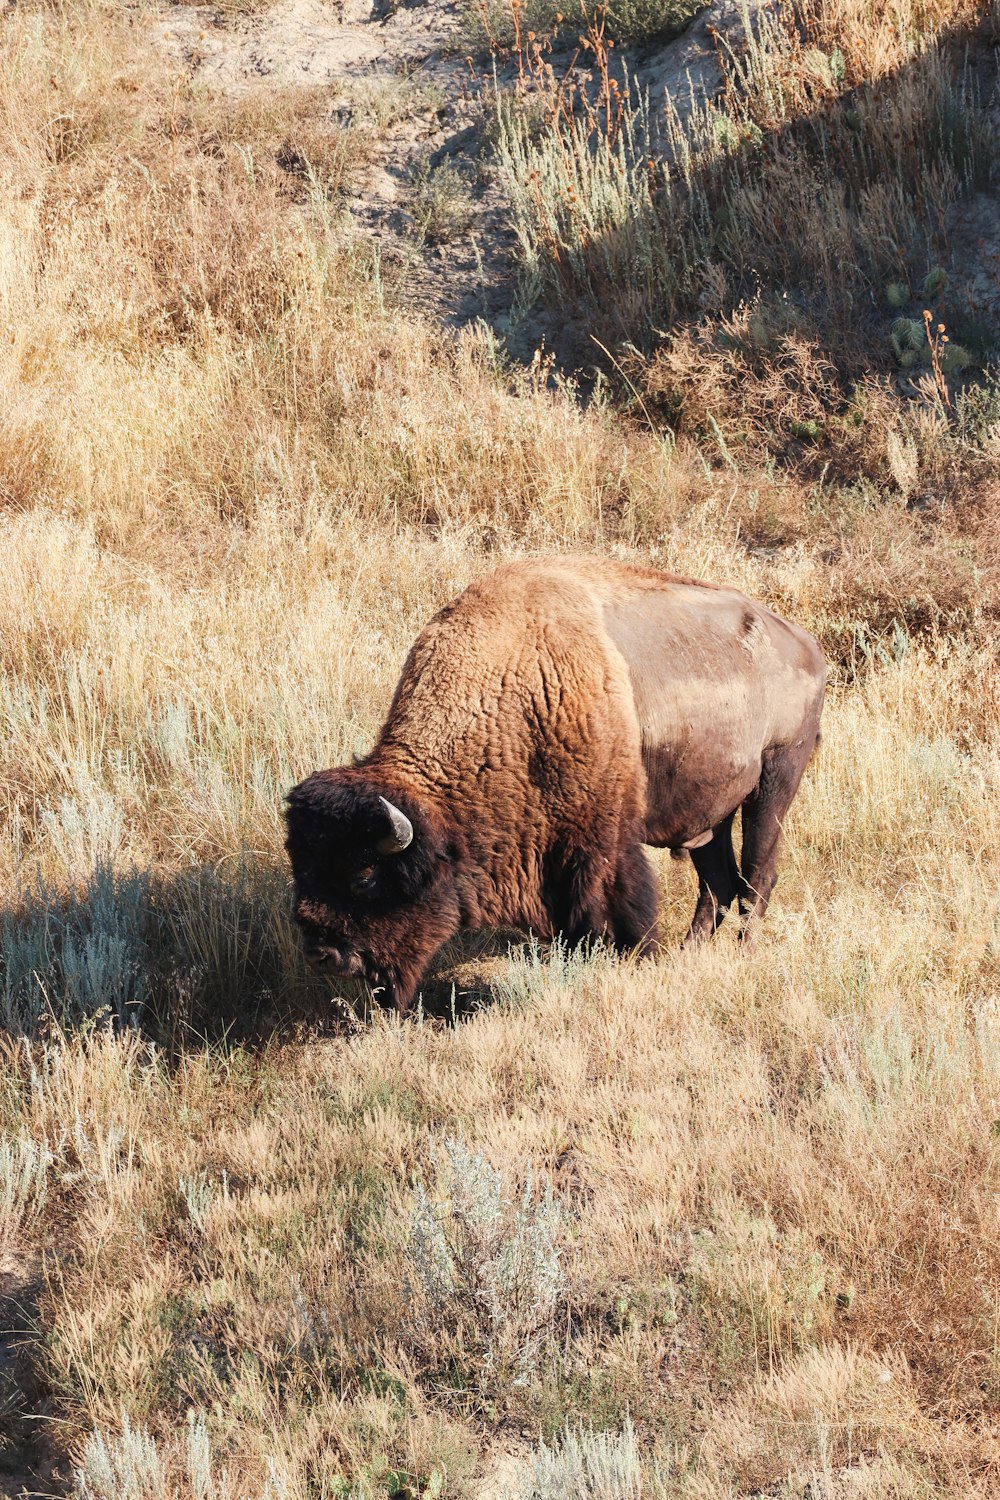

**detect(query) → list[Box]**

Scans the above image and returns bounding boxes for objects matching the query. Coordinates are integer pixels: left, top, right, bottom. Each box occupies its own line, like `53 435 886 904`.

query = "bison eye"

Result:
349 868 379 897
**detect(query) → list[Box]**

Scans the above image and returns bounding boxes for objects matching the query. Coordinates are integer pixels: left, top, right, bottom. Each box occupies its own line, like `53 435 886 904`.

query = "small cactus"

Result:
802 47 834 88
890 316 925 362
939 344 970 374
922 267 948 298
791 418 822 442
886 281 910 309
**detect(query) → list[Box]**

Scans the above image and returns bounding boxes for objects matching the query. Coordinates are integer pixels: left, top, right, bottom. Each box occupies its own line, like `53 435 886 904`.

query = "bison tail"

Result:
807 729 822 769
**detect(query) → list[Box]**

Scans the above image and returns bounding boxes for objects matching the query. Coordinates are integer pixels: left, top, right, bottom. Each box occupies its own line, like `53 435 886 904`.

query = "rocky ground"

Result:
158 0 758 361
162 0 520 332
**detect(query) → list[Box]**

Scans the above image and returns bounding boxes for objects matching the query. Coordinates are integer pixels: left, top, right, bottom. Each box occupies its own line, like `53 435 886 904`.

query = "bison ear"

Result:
376 795 413 855
285 782 308 814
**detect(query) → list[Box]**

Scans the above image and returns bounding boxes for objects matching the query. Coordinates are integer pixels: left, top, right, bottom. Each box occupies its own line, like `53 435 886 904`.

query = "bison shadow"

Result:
0 858 551 1053
0 1259 63 1498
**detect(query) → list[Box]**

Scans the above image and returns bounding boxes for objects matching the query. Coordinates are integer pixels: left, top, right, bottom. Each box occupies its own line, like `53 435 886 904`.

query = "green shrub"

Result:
407 1137 563 1396
506 1418 644 1499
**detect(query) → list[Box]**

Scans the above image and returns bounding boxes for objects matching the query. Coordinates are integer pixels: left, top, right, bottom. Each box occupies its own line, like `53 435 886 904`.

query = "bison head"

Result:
284 769 457 1012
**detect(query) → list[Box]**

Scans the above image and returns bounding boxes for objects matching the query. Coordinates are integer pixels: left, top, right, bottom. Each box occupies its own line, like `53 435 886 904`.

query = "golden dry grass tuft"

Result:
1 1 1000 1497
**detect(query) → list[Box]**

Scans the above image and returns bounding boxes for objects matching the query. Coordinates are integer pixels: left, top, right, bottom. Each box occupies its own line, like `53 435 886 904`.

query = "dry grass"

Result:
2 1 1000 1496
493 0 995 374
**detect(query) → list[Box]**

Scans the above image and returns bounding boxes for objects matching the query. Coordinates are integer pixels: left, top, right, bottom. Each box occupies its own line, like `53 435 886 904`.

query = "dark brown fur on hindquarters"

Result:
284 556 826 1015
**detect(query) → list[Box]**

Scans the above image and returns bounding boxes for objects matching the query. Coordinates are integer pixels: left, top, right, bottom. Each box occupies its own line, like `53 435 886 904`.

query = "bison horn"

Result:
376 795 413 855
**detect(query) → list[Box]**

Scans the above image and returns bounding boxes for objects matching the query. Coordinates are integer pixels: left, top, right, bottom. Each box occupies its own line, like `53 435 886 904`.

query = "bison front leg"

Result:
374 970 416 1017
377 918 460 1017
604 843 659 955
685 813 743 942
546 841 658 957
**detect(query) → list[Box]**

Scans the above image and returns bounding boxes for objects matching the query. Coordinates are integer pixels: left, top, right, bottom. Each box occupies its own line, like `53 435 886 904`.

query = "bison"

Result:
285 557 825 1013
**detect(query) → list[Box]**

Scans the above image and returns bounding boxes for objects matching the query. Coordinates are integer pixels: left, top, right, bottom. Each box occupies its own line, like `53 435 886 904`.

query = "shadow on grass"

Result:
504 9 998 388
0 1260 64 1499
0 859 535 1053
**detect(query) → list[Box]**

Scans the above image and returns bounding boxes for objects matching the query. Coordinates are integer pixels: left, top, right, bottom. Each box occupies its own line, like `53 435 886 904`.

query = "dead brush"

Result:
639 297 843 455
924 308 954 407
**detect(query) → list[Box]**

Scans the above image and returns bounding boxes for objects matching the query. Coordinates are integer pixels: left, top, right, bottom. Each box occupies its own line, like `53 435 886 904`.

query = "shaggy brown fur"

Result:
285 557 826 1012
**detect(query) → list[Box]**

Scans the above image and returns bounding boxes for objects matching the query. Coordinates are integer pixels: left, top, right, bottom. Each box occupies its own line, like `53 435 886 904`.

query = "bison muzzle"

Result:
285 557 825 1014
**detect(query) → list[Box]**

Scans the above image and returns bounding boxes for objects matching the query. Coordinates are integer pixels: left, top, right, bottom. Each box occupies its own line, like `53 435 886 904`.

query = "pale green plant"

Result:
75 1410 228 1500
41 787 125 880
344 72 446 135
0 864 151 1033
955 369 1000 452
74 1414 166 1500
494 79 702 328
0 1130 51 1254
177 1171 225 1235
408 161 477 245
185 1411 215 1500
408 1137 563 1387
494 935 615 1007
507 1418 644 1499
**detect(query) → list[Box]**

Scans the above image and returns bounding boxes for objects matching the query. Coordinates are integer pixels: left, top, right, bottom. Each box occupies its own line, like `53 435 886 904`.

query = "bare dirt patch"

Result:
162 0 518 329
156 0 770 359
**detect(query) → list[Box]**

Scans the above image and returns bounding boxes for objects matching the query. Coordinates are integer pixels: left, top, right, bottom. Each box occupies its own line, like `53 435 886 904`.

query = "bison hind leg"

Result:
738 737 817 934
685 812 744 943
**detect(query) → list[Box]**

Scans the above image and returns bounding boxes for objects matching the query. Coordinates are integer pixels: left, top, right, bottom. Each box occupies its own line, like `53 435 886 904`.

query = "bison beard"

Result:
285 557 826 1015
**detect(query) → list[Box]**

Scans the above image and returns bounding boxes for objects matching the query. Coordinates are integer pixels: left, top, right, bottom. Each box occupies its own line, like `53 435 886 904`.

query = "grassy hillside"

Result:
2 0 1000 1495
